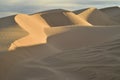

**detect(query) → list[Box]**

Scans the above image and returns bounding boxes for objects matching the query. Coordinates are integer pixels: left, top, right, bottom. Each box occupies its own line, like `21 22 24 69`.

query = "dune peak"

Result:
0 6 120 80
76 7 119 25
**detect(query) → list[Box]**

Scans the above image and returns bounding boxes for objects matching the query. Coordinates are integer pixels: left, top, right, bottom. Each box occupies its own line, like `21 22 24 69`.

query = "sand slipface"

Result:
100 6 120 22
0 15 28 51
75 7 119 25
9 14 48 50
40 9 92 27
64 12 92 26
0 6 120 80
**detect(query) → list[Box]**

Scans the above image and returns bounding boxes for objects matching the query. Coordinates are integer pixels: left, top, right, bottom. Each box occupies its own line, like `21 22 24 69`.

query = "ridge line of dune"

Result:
9 14 47 50
74 7 119 25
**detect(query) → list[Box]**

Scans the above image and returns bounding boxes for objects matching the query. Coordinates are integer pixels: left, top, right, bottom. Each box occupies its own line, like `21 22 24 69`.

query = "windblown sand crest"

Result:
0 6 120 80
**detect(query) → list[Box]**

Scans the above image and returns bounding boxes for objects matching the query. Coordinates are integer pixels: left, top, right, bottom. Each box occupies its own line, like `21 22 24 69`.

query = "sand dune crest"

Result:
0 15 27 51
0 6 120 80
9 14 47 50
100 6 120 22
40 9 91 27
76 7 119 25
64 12 92 26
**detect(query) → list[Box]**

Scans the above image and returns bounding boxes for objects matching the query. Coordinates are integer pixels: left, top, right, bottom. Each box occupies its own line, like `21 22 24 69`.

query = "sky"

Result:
0 0 120 18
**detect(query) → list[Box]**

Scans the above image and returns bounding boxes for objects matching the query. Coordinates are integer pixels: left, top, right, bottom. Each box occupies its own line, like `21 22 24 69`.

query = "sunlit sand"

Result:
0 6 120 80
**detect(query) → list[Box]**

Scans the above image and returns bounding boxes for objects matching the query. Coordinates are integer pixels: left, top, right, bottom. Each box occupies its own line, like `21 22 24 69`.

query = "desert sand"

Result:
0 6 120 80
100 6 120 22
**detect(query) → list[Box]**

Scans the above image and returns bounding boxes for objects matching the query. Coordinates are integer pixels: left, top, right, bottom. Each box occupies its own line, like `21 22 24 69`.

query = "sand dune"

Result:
100 6 120 22
10 11 91 50
0 27 120 80
73 8 88 14
40 10 74 27
34 9 69 14
40 9 91 27
64 12 92 26
0 15 28 51
35 10 92 26
0 6 120 80
47 26 120 50
75 7 119 25
9 14 47 50
31 14 50 28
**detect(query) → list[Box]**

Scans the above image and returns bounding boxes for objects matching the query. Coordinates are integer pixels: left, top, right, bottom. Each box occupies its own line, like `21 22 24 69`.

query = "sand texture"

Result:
0 6 120 80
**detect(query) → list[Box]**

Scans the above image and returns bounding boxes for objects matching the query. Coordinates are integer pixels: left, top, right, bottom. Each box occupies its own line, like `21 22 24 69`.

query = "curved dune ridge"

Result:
9 14 48 50
0 15 28 51
100 6 120 22
0 6 120 80
74 7 119 25
39 9 92 27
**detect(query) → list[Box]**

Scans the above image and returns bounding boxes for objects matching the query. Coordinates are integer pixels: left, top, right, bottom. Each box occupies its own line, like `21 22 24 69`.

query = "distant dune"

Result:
0 6 120 80
74 7 119 25
64 12 92 26
40 10 74 27
100 6 120 22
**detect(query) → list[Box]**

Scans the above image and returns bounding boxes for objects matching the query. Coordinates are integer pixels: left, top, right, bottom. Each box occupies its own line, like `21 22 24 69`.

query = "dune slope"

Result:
9 14 47 50
75 7 119 25
0 6 120 80
0 15 28 51
100 6 120 22
40 9 91 27
47 26 120 50
0 27 120 80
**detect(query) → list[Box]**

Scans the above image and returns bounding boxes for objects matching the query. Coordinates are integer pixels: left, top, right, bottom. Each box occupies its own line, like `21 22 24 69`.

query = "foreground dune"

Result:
0 27 120 80
0 6 120 80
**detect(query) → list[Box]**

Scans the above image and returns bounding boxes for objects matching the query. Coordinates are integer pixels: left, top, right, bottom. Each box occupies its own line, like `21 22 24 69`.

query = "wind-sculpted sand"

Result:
74 7 119 25
0 15 28 51
0 6 120 80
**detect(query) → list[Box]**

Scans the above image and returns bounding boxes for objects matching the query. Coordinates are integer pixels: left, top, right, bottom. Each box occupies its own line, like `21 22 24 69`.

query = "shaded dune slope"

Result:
10 10 92 50
41 11 73 27
100 6 120 22
74 7 119 25
1 7 120 51
31 14 50 28
34 9 69 14
0 29 120 80
9 14 47 50
64 12 92 26
10 21 120 51
39 37 120 80
47 27 120 50
0 6 120 80
0 15 28 51
73 8 88 14
40 9 91 27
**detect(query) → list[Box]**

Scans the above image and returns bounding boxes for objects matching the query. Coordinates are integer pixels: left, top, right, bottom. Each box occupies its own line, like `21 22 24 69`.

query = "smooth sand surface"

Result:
100 6 120 22
9 12 92 50
64 12 92 26
9 14 47 50
0 6 120 80
0 15 28 51
75 7 119 25
40 9 92 27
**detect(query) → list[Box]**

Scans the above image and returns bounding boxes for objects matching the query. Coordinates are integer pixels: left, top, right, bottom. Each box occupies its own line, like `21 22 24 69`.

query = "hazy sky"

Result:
0 0 120 17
